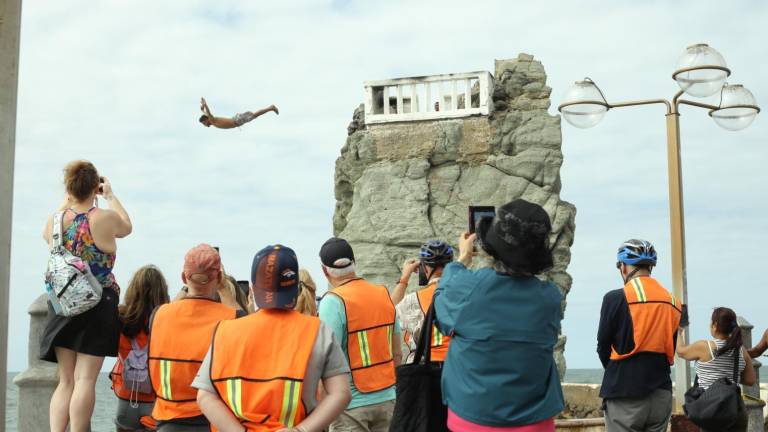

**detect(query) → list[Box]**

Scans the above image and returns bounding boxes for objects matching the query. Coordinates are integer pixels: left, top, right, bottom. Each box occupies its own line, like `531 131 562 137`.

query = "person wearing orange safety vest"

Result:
318 237 403 432
194 244 352 432
148 244 242 432
391 240 454 363
597 239 682 432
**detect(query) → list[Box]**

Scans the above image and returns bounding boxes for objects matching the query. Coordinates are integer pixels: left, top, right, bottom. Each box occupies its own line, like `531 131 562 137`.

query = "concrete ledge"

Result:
555 418 605 431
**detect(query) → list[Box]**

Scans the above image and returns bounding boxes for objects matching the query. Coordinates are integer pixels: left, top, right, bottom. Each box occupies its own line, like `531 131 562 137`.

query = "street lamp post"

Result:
558 44 760 412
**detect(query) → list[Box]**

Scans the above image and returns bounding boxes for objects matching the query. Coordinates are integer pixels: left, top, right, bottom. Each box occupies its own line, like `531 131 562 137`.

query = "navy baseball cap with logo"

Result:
251 244 299 310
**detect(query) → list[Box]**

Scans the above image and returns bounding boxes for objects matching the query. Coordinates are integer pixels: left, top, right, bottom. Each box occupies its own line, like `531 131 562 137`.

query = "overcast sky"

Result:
8 0 768 372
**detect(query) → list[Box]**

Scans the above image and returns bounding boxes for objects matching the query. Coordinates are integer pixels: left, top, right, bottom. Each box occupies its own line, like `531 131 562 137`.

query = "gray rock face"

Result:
333 54 576 377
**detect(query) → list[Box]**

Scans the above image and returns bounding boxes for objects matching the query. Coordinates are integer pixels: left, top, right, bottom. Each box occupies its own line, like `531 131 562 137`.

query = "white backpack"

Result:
44 211 103 317
122 337 152 406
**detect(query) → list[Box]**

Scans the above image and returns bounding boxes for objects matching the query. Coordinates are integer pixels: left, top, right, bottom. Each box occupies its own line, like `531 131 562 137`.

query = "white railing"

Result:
364 71 493 124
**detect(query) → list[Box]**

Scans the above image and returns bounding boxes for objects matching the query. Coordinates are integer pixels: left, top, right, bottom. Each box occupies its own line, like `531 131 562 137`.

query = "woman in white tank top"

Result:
676 307 756 431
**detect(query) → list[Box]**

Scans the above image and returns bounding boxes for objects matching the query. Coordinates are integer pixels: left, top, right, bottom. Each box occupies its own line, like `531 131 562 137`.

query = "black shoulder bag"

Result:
389 302 449 432
683 345 745 430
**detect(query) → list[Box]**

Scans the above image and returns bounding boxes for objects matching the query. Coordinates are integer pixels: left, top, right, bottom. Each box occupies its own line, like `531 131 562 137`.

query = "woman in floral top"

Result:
40 160 133 432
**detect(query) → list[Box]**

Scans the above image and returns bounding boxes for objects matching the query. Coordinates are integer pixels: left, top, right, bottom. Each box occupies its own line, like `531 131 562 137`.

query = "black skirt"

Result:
39 287 121 362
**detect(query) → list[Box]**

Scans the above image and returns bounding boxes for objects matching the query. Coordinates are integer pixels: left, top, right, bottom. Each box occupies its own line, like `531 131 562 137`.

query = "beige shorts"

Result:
329 400 395 432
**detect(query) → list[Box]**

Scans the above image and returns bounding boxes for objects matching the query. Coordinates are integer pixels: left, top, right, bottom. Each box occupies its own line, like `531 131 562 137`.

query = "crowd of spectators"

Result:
40 160 766 432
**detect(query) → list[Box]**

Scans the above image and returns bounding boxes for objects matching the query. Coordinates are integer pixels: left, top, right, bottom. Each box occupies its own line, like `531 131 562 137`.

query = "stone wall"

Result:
333 53 577 376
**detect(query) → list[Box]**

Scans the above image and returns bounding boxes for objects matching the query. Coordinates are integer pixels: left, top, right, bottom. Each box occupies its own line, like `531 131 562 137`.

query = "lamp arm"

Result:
672 90 685 108
676 99 720 112
608 99 672 115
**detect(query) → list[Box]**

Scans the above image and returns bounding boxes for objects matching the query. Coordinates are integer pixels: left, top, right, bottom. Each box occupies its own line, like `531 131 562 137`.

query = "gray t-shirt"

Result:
192 321 350 413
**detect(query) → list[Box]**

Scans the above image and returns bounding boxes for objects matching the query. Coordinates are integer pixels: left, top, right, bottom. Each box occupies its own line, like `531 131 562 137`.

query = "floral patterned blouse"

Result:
63 208 118 292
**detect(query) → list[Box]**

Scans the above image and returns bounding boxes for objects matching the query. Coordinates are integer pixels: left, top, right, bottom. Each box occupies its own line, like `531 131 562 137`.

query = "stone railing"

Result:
363 71 493 124
738 316 766 432
14 294 58 431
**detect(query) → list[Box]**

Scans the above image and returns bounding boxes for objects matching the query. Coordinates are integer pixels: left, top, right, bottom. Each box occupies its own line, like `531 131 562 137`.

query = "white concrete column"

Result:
1 0 23 426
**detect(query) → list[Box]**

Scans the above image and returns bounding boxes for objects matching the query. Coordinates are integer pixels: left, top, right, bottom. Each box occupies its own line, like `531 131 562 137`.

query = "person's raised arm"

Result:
748 329 768 358
391 258 419 305
99 176 132 238
197 389 246 432
741 348 756 386
676 330 709 361
433 232 477 337
201 97 213 117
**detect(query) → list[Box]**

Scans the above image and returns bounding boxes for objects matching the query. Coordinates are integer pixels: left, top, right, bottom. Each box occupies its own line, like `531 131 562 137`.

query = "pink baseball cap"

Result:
183 243 221 286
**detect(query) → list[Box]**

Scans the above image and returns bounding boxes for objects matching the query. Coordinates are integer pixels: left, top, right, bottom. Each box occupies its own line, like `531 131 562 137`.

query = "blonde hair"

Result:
295 268 318 316
223 275 249 312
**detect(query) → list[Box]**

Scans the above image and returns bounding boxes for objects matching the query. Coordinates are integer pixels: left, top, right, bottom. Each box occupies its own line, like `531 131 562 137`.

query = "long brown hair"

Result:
711 307 742 357
121 265 170 337
295 268 317 316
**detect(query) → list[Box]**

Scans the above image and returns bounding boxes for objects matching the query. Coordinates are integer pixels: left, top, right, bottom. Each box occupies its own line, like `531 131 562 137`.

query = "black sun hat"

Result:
477 199 553 275
319 237 355 269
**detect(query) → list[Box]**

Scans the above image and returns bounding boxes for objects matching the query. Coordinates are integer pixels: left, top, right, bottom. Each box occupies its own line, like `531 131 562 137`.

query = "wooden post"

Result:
0 0 23 425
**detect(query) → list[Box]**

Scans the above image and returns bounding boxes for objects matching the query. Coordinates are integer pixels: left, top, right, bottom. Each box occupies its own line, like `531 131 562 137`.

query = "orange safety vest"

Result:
416 283 451 362
209 310 320 432
111 330 155 403
329 279 396 393
148 298 237 421
610 277 682 365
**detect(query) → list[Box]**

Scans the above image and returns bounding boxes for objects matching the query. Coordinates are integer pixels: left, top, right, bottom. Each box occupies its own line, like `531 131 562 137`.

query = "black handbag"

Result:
389 302 449 432
683 345 745 430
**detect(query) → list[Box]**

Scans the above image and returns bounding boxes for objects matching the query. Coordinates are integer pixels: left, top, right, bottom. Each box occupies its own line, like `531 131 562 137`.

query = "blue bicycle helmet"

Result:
419 240 454 266
617 239 657 267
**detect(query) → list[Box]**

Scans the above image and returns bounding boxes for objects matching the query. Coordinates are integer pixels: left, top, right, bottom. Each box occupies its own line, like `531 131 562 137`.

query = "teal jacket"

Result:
434 263 564 426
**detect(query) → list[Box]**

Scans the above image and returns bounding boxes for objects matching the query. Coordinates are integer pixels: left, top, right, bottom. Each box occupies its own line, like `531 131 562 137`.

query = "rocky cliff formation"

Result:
333 54 576 376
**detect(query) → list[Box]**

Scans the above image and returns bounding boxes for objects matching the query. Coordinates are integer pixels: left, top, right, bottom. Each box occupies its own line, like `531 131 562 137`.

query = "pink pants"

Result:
447 409 555 432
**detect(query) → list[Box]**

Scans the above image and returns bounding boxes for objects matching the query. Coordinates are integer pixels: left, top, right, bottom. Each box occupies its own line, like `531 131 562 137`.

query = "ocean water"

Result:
5 368 767 431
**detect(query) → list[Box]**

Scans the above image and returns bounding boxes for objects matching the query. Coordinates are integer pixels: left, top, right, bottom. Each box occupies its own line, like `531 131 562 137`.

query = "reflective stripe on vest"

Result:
159 360 173 400
330 279 396 393
148 298 237 421
416 283 451 362
610 277 682 365
210 310 319 432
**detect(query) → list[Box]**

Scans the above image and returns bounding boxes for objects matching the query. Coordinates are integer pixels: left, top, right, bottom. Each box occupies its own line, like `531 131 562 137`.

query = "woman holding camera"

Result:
434 199 563 431
40 160 133 432
676 307 756 432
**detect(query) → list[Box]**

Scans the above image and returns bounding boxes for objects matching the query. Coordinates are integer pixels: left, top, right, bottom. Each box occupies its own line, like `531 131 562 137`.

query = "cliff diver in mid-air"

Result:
198 97 279 129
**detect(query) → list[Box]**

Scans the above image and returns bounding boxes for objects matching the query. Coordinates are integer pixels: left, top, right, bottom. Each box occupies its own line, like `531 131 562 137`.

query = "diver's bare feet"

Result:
270 104 279 115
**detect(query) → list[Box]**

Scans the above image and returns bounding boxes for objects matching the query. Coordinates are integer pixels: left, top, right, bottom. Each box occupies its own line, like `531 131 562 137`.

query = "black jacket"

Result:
597 287 677 399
